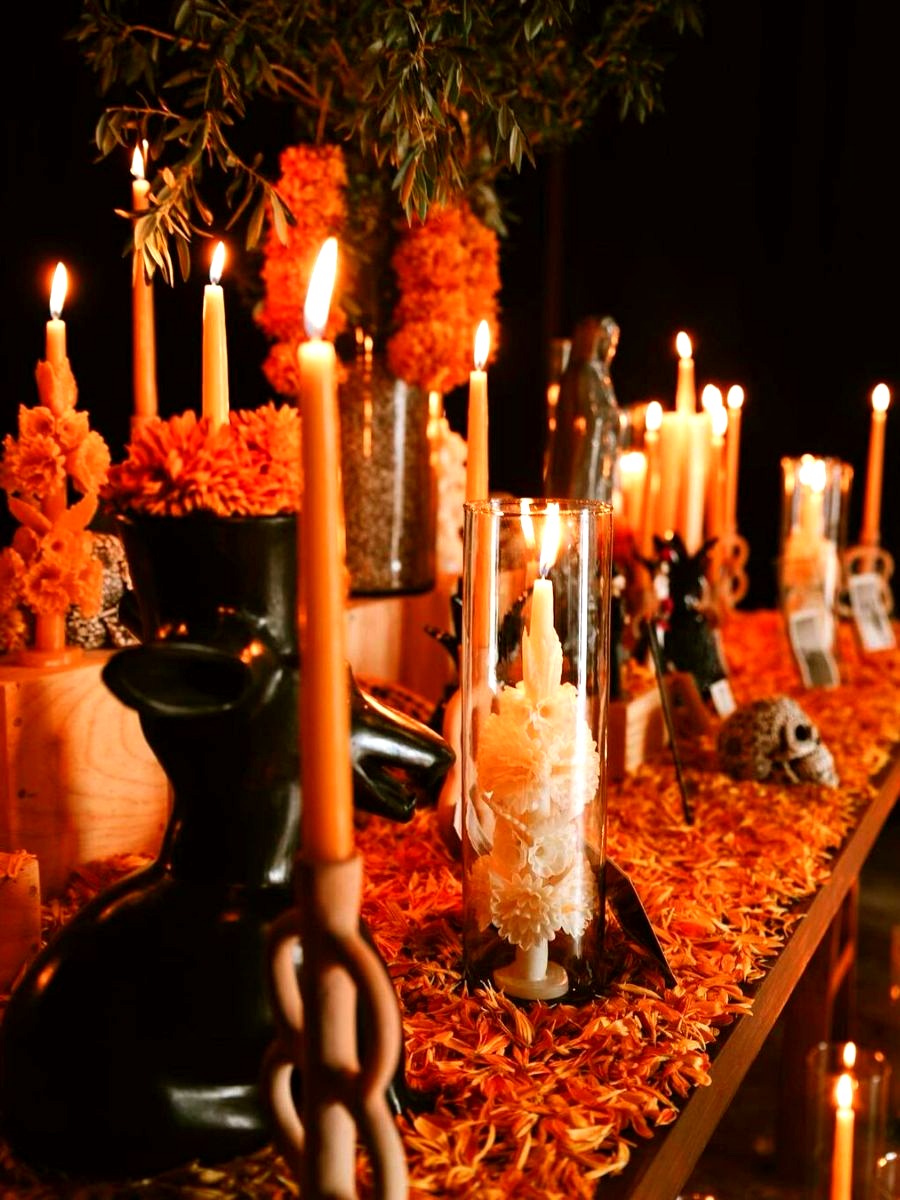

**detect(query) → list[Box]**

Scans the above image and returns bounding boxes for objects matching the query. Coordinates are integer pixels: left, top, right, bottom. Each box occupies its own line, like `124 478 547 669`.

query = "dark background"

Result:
3 1 898 609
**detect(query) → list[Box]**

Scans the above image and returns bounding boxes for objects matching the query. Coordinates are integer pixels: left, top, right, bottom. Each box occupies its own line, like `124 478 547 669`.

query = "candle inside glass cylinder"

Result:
466 320 491 502
830 1072 855 1200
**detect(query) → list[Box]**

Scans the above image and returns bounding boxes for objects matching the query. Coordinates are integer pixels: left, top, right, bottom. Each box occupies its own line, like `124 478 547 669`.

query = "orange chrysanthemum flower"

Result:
67 429 111 495
103 405 302 518
0 606 27 653
21 557 72 616
0 431 67 501
0 546 24 611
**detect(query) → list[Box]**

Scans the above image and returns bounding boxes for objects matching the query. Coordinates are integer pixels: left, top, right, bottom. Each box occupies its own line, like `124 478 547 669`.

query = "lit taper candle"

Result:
466 320 491 502
46 262 67 369
860 383 891 547
202 241 229 431
130 144 158 423
296 236 354 864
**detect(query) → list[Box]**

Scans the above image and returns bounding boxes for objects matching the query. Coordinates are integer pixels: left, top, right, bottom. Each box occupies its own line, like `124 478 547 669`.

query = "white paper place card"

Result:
787 605 840 689
848 572 897 653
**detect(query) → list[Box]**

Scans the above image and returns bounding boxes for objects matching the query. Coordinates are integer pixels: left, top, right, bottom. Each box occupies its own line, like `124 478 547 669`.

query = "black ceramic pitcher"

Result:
0 512 450 1178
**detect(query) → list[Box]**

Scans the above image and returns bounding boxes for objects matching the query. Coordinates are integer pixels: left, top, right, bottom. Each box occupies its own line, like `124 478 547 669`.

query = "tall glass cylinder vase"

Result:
805 1041 891 1200
339 352 436 596
778 455 853 683
460 498 613 1003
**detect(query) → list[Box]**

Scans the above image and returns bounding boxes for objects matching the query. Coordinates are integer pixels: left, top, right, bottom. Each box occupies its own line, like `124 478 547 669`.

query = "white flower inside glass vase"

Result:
470 501 601 1000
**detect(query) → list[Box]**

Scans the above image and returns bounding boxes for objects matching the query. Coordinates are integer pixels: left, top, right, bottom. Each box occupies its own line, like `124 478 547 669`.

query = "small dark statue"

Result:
641 532 729 700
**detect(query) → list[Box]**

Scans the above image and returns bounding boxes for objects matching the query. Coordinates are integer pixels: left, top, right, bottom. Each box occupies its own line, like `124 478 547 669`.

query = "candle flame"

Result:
727 384 745 410
304 237 338 339
676 331 692 360
49 262 67 319
842 1042 857 1069
872 382 891 413
798 454 827 493
131 145 145 180
701 384 723 412
520 498 535 550
645 400 663 434
474 319 491 371
209 241 226 286
835 1073 854 1111
711 405 729 439
619 450 646 478
539 503 560 578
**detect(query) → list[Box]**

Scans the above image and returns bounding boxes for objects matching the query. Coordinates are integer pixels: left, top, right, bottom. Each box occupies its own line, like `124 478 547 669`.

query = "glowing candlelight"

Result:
861 383 891 546
830 1072 855 1200
202 240 229 431
296 236 354 864
466 320 491 502
640 400 663 555
724 385 745 535
523 504 562 704
707 404 729 544
675 331 696 416
798 454 827 545
46 262 67 368
130 144 158 422
618 451 647 543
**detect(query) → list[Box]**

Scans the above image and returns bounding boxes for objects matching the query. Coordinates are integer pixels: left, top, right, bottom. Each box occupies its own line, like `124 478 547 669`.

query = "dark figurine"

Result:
544 314 623 502
641 531 730 700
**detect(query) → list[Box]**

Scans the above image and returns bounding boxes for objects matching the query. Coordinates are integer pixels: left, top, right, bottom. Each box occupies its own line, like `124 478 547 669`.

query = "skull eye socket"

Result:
794 724 812 741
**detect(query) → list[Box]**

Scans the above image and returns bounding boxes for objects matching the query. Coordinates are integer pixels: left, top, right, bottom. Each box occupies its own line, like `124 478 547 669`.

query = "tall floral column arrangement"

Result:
0 348 110 665
253 142 501 600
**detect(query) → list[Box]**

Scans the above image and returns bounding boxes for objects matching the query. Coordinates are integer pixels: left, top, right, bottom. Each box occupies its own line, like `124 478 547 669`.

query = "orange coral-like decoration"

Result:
255 144 348 397
387 199 502 394
0 357 110 658
102 404 302 518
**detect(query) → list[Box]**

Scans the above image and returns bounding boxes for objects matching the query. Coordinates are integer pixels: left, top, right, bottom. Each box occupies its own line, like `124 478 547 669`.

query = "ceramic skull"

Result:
717 695 839 788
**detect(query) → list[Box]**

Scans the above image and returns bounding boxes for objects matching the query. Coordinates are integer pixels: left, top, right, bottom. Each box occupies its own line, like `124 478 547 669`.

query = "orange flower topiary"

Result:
254 144 349 397
386 199 502 394
256 143 501 397
102 403 302 519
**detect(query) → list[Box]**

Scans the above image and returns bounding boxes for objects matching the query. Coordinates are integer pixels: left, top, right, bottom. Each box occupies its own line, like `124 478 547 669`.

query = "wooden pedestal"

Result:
0 651 169 899
608 687 668 781
0 850 41 992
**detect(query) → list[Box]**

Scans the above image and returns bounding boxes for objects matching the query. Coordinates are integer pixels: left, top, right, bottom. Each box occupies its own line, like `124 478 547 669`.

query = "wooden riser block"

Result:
0 651 169 899
608 687 668 780
0 850 41 993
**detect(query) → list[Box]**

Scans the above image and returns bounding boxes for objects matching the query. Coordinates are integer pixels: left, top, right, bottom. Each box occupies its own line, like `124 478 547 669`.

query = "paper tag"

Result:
848 572 897 653
708 676 737 717
787 605 840 688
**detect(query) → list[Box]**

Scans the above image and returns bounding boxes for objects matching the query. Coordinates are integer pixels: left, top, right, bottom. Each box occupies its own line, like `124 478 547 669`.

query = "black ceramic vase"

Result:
0 513 449 1179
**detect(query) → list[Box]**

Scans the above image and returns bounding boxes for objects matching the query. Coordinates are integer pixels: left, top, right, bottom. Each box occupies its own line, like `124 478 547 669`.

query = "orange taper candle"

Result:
202 241 229 432
130 144 158 422
466 320 491 502
296 237 355 863
46 262 67 369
